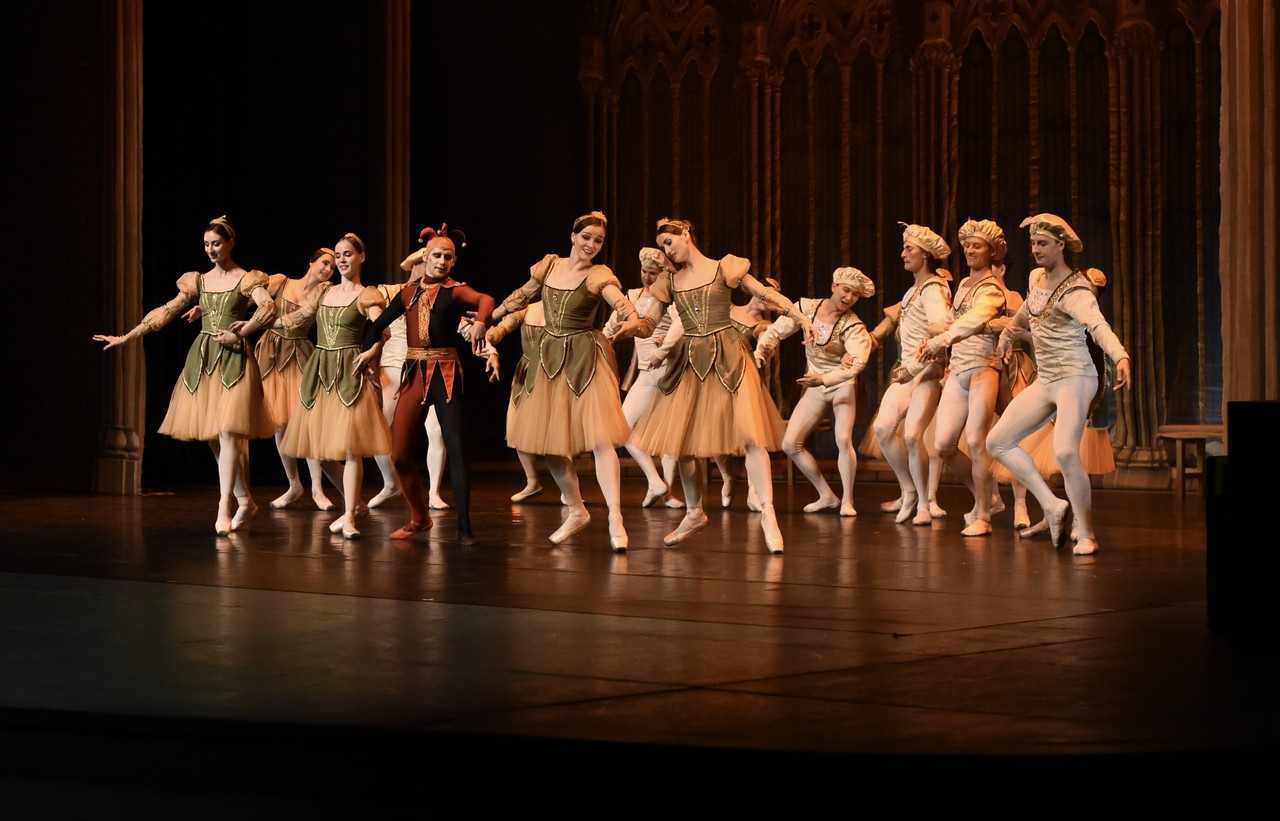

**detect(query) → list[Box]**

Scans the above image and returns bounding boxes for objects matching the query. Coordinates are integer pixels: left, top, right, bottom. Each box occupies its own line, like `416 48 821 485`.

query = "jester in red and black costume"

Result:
364 224 494 544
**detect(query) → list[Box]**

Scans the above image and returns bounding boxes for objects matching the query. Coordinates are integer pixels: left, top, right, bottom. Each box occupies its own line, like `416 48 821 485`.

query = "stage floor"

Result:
1 470 1276 811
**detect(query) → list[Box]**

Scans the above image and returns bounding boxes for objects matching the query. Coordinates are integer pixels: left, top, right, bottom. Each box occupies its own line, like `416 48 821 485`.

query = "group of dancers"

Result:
95 209 1130 557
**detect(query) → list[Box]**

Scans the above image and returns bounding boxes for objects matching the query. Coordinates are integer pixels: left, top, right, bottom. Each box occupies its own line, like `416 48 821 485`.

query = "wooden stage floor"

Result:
1 470 1276 812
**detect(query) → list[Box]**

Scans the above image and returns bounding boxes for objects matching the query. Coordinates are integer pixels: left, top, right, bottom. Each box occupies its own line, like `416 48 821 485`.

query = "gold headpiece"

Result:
207 215 235 241
574 210 608 228
957 218 1008 261
1020 213 1083 253
832 266 875 298
898 222 950 260
656 216 693 235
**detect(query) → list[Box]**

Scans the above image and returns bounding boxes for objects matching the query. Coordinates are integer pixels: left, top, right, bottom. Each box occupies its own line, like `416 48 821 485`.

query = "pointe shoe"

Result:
1013 502 1031 530
329 514 347 534
549 505 591 545
665 497 686 510
429 494 451 510
1019 518 1049 539
720 478 734 509
1046 500 1071 548
840 502 857 517
231 496 258 530
608 510 628 553
342 516 361 540
961 519 993 536
215 496 234 536
270 484 304 509
642 483 667 509
663 508 708 546
312 488 336 512
368 486 401 509
803 495 841 514
894 497 918 524
880 497 903 513
929 501 948 519
911 508 933 526
990 493 1006 516
746 488 762 513
511 483 543 503
390 519 432 540
761 504 784 554
1073 537 1098 555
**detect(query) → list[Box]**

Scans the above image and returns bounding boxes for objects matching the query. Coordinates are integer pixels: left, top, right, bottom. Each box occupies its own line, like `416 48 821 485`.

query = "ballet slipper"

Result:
720 476 734 508
215 495 234 536
367 486 401 509
894 495 918 524
663 508 708 546
1013 501 1030 530
880 497 903 513
664 497 686 510
341 515 361 540
549 504 591 545
231 496 258 530
1045 499 1071 548
746 487 762 513
803 494 841 514
1019 518 1049 539
511 483 543 502
329 514 347 534
642 483 667 509
840 502 857 517
929 501 948 519
390 519 432 540
311 487 336 512
911 507 933 526
429 494 451 510
270 483 304 509
1073 537 1099 555
760 504 784 554
960 519 993 536
608 509 628 553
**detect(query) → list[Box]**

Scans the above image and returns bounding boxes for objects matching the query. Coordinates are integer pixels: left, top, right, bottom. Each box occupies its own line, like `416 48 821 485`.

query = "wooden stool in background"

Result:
1157 424 1225 497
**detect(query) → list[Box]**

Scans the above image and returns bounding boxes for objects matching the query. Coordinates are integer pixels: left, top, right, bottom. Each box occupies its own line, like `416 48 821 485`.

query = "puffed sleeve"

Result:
266 273 288 299
1060 288 1129 364
240 269 270 297
138 271 200 332
585 266 623 296
493 254 555 320
357 285 384 316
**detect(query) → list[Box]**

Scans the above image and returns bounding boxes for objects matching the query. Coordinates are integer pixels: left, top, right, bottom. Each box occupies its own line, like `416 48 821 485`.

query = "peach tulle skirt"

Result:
280 377 391 461
506 356 631 458
630 365 785 458
261 362 305 429
158 359 275 442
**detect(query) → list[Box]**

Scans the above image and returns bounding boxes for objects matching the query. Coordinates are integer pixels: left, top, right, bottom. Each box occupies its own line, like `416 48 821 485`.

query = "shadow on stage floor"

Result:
1 470 1276 812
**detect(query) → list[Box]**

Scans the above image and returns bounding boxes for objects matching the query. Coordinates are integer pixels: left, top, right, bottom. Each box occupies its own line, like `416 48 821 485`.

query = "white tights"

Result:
933 367 1000 521
873 376 942 510
622 369 678 493
782 383 857 506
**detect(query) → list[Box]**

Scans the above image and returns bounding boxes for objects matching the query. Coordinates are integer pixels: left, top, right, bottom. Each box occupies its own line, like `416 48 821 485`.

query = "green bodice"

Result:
181 276 252 393
531 281 614 397
299 290 369 409
657 266 748 395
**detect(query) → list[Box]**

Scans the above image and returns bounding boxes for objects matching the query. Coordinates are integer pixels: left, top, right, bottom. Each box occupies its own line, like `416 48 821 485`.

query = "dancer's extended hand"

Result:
1114 358 1132 391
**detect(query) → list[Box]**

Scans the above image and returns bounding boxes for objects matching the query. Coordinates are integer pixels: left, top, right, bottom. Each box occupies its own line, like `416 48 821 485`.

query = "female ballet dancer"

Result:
987 214 1131 555
360 224 493 544
870 222 953 526
630 217 815 554
754 266 875 517
649 277 779 511
488 211 642 552
921 219 1009 536
279 232 391 539
259 248 338 511
94 216 277 535
604 247 683 508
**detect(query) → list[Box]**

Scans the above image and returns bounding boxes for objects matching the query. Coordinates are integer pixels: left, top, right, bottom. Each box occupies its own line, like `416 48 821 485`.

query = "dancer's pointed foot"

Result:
929 501 948 519
642 483 667 509
311 487 336 512
663 508 708 546
270 484 304 509
880 497 904 513
608 510 628 553
1073 537 1098 555
720 476 734 508
390 519 432 540
664 496 686 510
1013 501 1031 530
895 495 919 524
368 486 401 509
330 513 360 539
803 494 841 514
840 502 857 517
761 504 784 554
231 496 258 530
1045 499 1071 548
549 505 591 545
511 482 543 502
215 495 234 536
961 519 993 536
